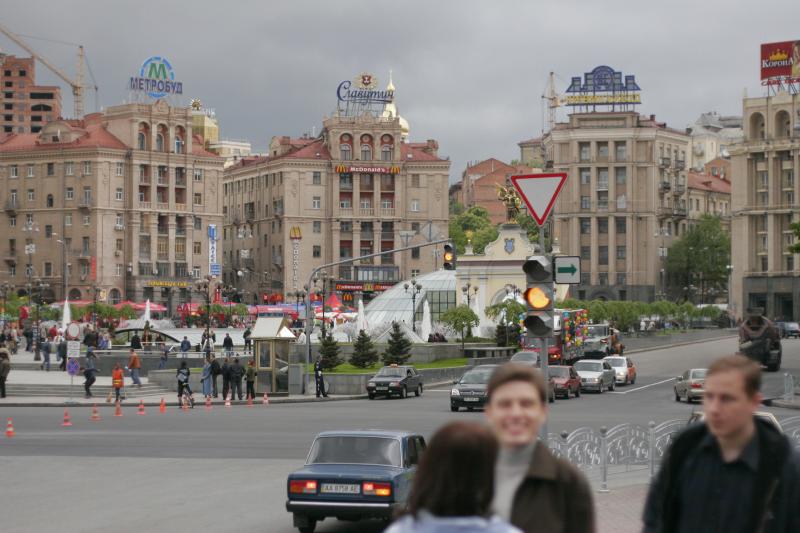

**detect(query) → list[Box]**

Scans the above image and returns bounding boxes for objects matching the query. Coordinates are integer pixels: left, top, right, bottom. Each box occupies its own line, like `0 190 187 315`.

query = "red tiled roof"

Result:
688 171 731 194
474 165 536 186
401 142 446 162
0 123 128 152
274 138 331 160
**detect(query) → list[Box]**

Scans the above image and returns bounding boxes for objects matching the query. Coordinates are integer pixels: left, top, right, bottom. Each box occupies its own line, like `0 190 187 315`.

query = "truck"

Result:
582 323 612 359
548 309 588 366
738 308 782 371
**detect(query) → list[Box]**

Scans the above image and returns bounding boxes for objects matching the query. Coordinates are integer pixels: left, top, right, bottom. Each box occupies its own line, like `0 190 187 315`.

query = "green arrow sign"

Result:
557 264 577 275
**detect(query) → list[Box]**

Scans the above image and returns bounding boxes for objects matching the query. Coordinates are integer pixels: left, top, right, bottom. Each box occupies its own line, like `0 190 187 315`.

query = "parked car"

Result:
674 368 707 403
603 356 637 385
687 410 782 432
548 365 581 399
450 364 497 412
366 365 423 399
779 321 800 339
573 359 616 393
286 430 426 533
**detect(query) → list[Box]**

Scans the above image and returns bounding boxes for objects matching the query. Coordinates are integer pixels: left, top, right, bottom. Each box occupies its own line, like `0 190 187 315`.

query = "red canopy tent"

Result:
324 293 343 311
51 300 94 308
113 301 167 312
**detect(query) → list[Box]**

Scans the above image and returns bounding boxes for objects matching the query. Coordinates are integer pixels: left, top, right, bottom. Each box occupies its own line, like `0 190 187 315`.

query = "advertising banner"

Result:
761 41 800 80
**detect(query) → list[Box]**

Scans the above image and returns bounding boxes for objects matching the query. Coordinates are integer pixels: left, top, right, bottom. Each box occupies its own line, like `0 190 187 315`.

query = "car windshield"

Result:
376 367 405 378
787 322 800 329
307 436 402 467
690 369 707 379
605 358 625 367
460 368 494 384
587 325 608 337
575 361 603 372
549 367 569 378
511 352 536 362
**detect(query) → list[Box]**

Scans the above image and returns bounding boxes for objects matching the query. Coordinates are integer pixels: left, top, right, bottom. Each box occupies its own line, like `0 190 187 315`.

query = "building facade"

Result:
459 158 537 224
222 111 450 305
730 91 800 321
687 170 731 231
0 100 224 311
1 54 61 135
539 111 690 302
686 112 742 171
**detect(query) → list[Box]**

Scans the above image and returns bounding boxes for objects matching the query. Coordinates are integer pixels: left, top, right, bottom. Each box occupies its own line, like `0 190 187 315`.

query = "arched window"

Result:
361 144 372 161
108 288 121 305
46 194 54 208
138 122 150 150
775 110 791 139
381 145 393 161
174 126 185 154
156 133 164 152
137 132 146 150
749 112 765 141
68 288 82 300
340 144 351 161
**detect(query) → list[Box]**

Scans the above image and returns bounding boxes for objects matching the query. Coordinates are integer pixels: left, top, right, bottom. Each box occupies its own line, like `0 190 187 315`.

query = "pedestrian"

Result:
210 354 221 398
111 362 124 403
223 333 234 357
23 325 32 352
57 333 68 371
314 356 328 398
180 336 191 359
83 347 98 398
243 326 252 354
83 325 98 349
176 360 192 404
221 356 231 401
41 335 52 371
159 342 169 370
200 356 213 398
386 421 521 533
484 363 595 532
127 348 142 388
643 354 800 533
245 359 257 400
0 346 11 398
229 357 244 400
130 331 142 350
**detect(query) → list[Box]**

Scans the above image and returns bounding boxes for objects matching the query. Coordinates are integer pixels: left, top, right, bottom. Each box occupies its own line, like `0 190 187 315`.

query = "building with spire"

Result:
221 72 450 305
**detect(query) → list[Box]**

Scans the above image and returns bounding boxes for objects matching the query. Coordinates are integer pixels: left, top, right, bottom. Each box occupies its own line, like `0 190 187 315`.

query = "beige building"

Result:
222 95 450 305
539 111 690 301
730 91 800 321
686 112 743 171
687 170 731 231
0 100 224 311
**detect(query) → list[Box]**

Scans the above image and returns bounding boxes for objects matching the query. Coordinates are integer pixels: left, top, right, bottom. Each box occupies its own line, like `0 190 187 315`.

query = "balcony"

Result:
272 254 283 266
658 181 671 193
380 232 394 241
782 159 794 170
756 160 768 172
157 177 169 186
139 201 152 209
674 159 686 170
176 227 186 236
673 184 686 195
77 251 91 261
659 157 671 168
673 206 687 218
339 207 354 217
114 224 124 231
157 202 169 211
596 181 609 192
175 203 187 212
380 207 395 217
596 201 609 211
4 249 16 262
3 200 17 213
78 200 92 210
359 207 374 217
139 175 150 185
157 226 168 235
657 206 674 218
175 176 186 187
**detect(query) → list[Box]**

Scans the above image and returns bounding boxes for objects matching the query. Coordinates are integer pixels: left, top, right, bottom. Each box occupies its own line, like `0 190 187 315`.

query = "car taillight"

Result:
691 382 703 389
289 480 318 494
362 481 392 497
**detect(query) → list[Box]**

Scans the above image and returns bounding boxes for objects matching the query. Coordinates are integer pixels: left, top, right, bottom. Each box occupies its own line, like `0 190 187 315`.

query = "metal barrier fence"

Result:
548 416 800 491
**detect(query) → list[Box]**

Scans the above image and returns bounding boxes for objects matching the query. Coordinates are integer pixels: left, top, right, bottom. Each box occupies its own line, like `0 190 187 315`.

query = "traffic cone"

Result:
5 418 15 438
137 399 146 416
181 396 189 411
262 392 269 406
62 408 72 427
247 394 253 408
159 397 166 414
90 404 102 422
114 400 123 417
205 396 212 411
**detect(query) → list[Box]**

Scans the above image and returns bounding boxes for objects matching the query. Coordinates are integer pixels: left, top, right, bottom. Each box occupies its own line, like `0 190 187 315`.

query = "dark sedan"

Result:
366 365 423 399
450 364 497 411
286 430 426 533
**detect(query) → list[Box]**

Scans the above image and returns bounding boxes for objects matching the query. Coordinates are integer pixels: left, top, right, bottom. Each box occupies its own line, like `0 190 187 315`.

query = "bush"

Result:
318 334 342 370
382 322 412 365
350 329 379 368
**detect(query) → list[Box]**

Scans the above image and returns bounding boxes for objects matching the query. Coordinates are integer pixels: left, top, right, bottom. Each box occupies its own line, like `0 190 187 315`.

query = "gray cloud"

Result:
4 0 799 181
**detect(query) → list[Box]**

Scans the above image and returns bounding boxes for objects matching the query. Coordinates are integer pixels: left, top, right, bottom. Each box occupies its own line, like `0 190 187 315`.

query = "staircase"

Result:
5 383 171 398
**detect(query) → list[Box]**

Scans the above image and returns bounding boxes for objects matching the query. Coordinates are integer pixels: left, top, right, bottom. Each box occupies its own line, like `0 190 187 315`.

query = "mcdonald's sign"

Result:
336 164 348 173
289 226 302 240
335 165 401 175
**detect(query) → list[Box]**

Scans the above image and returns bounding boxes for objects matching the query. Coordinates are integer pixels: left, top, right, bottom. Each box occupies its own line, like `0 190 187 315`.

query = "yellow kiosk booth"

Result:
251 317 296 395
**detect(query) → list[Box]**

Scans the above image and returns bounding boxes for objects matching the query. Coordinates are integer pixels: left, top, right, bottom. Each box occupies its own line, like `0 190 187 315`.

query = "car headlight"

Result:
590 378 599 383
451 388 460 396
390 381 400 387
367 382 375 387
617 372 626 377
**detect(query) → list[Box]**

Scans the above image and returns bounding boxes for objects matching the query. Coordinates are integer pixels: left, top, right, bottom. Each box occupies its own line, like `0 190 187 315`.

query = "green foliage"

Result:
448 206 499 254
514 211 541 243
318 334 343 370
790 222 800 254
449 199 465 216
350 329 379 368
665 215 730 302
383 322 412 365
557 297 723 331
440 305 480 352
485 300 526 324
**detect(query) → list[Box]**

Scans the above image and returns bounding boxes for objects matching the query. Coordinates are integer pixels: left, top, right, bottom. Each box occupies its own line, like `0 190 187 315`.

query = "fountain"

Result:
420 300 432 341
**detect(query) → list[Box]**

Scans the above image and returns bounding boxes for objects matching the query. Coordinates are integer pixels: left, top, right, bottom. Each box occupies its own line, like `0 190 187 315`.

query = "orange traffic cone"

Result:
137 399 146 416
62 408 72 427
90 404 102 422
5 418 15 438
262 392 269 406
159 397 166 414
205 396 212 411
114 400 123 417
224 398 231 408
247 394 253 408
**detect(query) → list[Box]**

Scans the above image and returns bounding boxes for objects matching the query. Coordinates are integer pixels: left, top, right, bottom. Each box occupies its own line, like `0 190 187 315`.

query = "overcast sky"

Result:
3 0 799 182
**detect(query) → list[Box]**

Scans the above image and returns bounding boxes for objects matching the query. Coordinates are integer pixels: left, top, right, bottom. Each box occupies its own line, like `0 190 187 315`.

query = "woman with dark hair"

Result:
386 421 520 533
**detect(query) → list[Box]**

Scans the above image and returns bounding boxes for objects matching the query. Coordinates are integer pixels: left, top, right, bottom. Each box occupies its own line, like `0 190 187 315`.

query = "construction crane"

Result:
0 22 96 118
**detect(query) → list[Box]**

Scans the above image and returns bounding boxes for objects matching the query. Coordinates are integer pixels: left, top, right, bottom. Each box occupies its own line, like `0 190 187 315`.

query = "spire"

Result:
387 69 395 92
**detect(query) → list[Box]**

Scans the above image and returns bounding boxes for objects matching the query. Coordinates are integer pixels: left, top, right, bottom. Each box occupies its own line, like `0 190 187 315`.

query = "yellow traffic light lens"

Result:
443 252 454 261
525 287 551 310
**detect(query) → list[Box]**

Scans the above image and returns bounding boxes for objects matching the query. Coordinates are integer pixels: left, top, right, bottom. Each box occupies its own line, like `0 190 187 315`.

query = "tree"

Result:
665 215 730 303
318 334 342 370
440 305 480 353
790 222 800 254
383 322 412 365
485 300 525 346
449 199 464 216
514 211 541 244
350 329 379 368
448 206 499 254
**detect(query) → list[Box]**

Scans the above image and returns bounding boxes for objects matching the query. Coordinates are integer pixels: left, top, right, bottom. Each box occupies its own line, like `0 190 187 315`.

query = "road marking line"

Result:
612 378 675 394
426 389 452 393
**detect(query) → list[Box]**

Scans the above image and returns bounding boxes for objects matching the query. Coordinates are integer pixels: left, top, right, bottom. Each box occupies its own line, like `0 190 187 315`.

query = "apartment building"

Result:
0 54 61 135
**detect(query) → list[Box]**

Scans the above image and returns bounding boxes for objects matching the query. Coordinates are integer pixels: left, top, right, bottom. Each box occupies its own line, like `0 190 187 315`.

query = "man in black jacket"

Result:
643 354 800 533
130 332 142 350
209 354 221 398
222 333 234 357
221 357 231 401
229 357 244 400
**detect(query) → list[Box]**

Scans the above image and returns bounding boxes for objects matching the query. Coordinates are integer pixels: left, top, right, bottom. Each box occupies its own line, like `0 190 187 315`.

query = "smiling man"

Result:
643 354 800 533
485 363 595 533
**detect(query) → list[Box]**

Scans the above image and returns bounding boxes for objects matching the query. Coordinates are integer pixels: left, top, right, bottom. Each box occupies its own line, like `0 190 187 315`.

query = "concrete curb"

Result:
768 399 800 410
0 394 369 408
624 334 736 355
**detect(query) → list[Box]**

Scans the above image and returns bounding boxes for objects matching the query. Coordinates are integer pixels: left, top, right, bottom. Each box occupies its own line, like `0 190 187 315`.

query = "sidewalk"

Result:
596 484 649 533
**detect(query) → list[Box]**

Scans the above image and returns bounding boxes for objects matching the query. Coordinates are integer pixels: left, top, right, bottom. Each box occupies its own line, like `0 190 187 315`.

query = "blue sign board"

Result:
564 65 641 108
129 56 183 99
66 357 80 376
210 263 221 276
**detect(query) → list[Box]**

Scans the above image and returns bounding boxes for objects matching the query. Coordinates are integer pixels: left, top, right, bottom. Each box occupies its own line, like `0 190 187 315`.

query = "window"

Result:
9 265 15 277
597 191 609 210
45 225 52 238
581 196 590 209
192 266 201 278
615 142 627 161
193 193 202 206
83 215 90 226
82 186 91 204
597 142 609 159
116 239 123 252
598 273 608 286
313 221 321 233
47 163 54 176
116 264 123 277
312 171 321 185
9 216 15 227
580 246 591 260
137 132 146 150
313 245 321 258
411 247 420 259
579 168 590 185
27 164 34 178
616 273 627 286
411 222 420 232
598 218 608 234
615 217 626 234
411 174 420 188
65 162 73 176
410 199 420 212
9 165 17 178
115 162 124 177
156 133 164 152
361 144 372 161
193 241 201 255
382 146 393 161
46 194 53 207
312 196 321 209
194 217 201 230
115 214 124 227
579 142 590 162
44 262 52 277
174 136 184 154
580 217 591 234
339 197 351 209
65 214 72 226
82 161 91 175
616 246 626 260
615 167 626 185
115 187 123 201
598 246 608 265
25 213 32 225
193 169 203 182
597 168 609 190
340 144 351 161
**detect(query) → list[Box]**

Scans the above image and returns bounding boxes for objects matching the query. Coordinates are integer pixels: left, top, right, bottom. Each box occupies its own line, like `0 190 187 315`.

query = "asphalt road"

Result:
1 336 799 533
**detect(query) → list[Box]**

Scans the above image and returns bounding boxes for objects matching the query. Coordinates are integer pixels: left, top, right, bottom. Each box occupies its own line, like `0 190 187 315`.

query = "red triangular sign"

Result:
510 173 568 226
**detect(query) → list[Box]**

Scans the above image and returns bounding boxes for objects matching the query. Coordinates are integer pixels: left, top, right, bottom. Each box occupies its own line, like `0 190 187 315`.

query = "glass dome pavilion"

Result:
364 269 457 328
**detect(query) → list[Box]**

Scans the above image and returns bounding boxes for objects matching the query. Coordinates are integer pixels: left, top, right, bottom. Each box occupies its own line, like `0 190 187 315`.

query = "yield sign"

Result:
510 173 568 226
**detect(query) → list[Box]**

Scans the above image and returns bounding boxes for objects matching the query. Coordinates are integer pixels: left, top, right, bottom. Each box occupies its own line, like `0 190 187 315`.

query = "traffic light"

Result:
443 243 456 271
522 255 554 337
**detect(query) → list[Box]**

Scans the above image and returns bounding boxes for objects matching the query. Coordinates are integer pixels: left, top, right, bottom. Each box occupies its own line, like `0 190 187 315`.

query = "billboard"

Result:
564 65 641 109
760 41 800 81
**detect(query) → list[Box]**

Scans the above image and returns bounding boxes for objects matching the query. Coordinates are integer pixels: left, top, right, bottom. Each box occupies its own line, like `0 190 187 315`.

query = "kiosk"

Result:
250 317 296 395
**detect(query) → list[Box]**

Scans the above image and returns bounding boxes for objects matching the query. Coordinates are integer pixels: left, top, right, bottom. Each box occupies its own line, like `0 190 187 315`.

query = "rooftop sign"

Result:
336 72 393 116
760 41 800 84
565 65 641 109
129 56 183 99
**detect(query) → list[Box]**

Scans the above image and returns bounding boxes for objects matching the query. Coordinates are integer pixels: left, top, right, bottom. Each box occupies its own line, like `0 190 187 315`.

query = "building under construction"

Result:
1 54 62 134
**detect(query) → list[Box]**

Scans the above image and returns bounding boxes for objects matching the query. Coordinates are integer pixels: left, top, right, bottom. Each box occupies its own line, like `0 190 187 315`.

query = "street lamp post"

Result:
462 282 479 338
22 221 39 359
404 277 422 333
194 275 213 344
314 270 329 338
33 278 49 361
292 290 306 322
0 281 12 330
726 264 734 326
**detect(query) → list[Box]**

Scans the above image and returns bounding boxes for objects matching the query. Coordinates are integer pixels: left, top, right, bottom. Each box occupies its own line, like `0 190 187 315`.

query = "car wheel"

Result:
575 386 581 398
401 386 408 399
368 393 375 400
549 390 555 403
298 525 316 533
415 384 423 397
599 382 605 394
451 405 458 412
674 388 681 402
467 406 474 411
631 374 636 385
609 380 615 392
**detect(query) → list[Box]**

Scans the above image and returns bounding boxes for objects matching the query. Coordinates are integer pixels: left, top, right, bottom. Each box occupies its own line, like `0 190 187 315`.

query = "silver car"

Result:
574 360 616 393
674 368 707 403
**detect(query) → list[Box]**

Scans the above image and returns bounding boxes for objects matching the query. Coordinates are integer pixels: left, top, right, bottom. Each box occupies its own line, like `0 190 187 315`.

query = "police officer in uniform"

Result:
314 356 328 398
